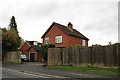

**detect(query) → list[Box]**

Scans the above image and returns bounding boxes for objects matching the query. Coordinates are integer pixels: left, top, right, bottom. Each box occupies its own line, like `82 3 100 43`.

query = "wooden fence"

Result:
48 45 120 67
3 51 21 62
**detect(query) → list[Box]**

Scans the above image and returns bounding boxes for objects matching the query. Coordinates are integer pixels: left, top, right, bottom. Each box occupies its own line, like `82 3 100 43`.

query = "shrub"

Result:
40 44 55 62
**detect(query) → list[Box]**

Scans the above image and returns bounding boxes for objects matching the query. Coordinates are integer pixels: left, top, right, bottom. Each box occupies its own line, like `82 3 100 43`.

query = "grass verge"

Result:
3 61 21 64
48 65 119 77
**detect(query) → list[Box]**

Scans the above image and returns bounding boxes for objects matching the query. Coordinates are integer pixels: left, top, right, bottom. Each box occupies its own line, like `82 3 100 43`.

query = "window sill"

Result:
55 43 62 44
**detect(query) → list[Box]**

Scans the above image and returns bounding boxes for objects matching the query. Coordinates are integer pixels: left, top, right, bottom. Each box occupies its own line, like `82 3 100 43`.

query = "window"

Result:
82 40 86 46
33 41 38 45
55 36 62 43
45 37 49 44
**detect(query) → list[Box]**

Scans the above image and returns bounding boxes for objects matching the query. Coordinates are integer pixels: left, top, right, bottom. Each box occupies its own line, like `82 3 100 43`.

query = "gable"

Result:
41 22 89 40
41 22 57 38
27 47 37 52
42 23 67 39
19 42 31 52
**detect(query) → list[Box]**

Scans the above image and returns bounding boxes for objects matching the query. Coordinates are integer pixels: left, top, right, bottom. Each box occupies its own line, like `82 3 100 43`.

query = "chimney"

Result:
68 22 73 30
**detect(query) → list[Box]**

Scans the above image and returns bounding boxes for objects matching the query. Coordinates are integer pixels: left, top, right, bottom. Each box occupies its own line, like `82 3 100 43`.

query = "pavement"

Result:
2 62 109 79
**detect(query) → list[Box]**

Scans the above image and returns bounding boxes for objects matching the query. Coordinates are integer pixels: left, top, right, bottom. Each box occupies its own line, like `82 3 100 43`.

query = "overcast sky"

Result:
0 0 119 46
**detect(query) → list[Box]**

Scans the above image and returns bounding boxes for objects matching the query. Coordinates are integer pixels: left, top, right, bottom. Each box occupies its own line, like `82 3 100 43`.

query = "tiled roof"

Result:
26 41 41 51
32 45 41 51
26 41 42 46
26 41 34 45
41 22 89 40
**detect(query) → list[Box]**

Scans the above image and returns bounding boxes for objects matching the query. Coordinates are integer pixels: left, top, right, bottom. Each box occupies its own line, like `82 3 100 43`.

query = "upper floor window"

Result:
55 36 62 43
82 40 86 46
45 37 49 44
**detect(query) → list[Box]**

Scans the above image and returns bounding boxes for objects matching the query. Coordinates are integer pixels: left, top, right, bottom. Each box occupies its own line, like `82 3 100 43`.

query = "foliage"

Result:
20 38 25 46
9 16 18 33
114 43 120 45
48 44 56 48
91 42 120 47
8 16 21 47
92 44 101 47
40 44 55 61
2 16 22 52
68 44 82 48
2 29 20 51
2 16 23 61
108 42 112 45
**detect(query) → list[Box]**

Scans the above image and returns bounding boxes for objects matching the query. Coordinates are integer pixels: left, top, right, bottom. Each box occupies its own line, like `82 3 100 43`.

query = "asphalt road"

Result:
2 62 107 79
2 68 41 78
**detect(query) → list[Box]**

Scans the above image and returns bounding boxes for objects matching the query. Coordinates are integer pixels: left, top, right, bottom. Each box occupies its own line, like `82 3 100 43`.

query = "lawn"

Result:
48 65 119 77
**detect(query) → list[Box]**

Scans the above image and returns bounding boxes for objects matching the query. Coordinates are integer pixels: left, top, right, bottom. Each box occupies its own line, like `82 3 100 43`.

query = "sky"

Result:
0 0 119 46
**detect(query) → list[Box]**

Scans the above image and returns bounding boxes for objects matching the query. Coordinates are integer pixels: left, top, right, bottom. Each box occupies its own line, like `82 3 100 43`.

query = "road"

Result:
2 62 107 79
2 67 67 78
3 68 41 78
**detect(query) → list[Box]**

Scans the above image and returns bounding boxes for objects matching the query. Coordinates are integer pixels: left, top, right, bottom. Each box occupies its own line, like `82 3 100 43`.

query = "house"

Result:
19 41 43 62
41 22 89 47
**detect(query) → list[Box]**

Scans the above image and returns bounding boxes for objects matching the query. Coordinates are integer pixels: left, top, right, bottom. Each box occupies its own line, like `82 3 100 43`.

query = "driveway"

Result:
2 62 108 78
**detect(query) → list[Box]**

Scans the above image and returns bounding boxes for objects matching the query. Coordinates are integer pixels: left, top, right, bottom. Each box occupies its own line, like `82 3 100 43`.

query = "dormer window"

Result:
33 41 38 45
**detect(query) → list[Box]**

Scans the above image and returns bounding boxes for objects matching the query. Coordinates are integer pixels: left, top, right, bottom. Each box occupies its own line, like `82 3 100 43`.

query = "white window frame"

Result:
33 41 38 45
45 37 49 44
82 39 86 46
55 36 62 43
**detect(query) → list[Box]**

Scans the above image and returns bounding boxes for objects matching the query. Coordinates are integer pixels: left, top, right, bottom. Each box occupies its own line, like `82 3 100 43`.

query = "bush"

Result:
40 44 55 62
113 43 120 46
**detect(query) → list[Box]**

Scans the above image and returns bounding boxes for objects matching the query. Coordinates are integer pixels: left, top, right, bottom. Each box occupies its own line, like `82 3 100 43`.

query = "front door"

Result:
30 53 35 62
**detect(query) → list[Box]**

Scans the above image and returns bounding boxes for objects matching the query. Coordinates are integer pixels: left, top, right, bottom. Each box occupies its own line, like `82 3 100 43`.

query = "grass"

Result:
48 65 119 77
3 61 21 64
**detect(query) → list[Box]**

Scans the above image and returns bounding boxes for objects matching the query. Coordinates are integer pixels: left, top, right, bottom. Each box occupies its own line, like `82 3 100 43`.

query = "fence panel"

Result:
4 51 21 62
47 45 119 67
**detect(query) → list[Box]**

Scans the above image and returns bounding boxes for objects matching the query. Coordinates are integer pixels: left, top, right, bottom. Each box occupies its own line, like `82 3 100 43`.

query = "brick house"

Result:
41 22 89 47
19 41 43 62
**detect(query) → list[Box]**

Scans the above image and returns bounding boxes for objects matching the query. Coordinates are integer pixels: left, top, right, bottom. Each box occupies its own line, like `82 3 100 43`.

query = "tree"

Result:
108 42 112 45
113 42 120 46
2 28 21 61
2 30 20 51
2 16 23 61
9 16 18 32
8 16 21 47
2 16 22 51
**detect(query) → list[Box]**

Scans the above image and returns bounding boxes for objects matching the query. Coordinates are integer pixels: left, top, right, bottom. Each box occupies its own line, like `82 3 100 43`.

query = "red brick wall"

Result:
42 24 88 47
19 42 30 53
67 36 88 47
28 47 36 52
42 24 69 47
28 47 43 61
68 36 82 46
20 42 43 61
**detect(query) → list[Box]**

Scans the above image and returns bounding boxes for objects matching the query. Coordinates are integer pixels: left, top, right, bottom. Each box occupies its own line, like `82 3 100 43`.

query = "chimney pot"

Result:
68 22 73 30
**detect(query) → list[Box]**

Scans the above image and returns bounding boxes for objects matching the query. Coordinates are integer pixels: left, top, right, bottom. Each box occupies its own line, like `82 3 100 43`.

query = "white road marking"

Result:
3 68 49 78
2 68 66 78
